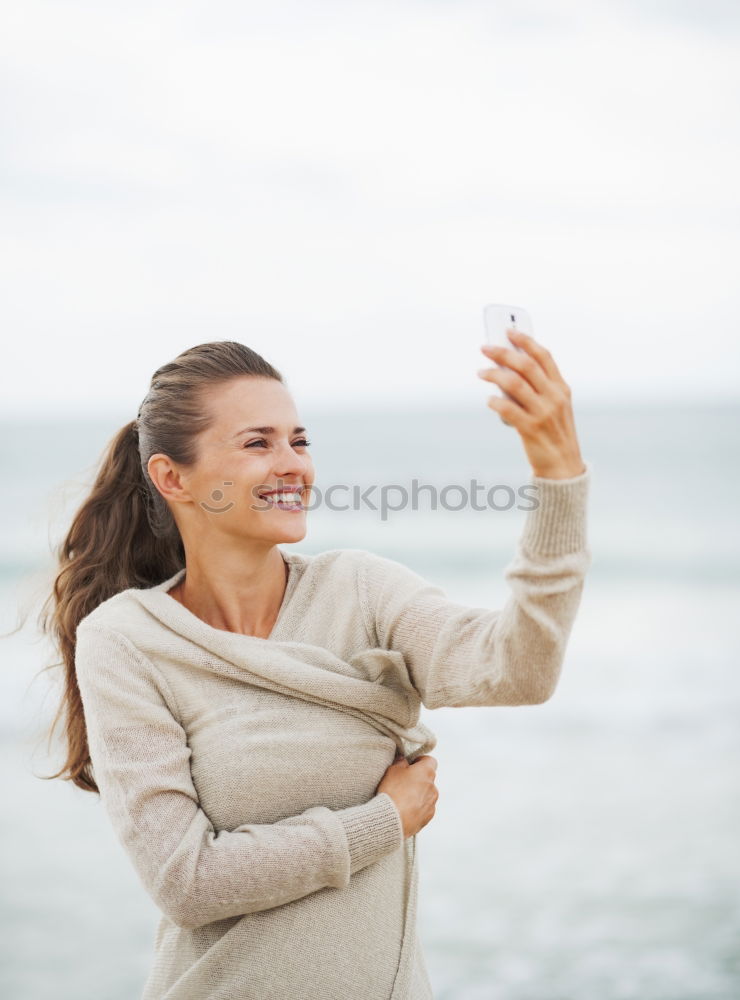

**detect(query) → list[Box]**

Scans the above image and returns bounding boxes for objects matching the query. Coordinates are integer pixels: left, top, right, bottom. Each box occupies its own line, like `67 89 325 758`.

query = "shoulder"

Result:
288 547 378 590
76 583 165 640
303 548 438 612
74 588 171 691
294 547 430 583
291 546 413 582
285 548 419 619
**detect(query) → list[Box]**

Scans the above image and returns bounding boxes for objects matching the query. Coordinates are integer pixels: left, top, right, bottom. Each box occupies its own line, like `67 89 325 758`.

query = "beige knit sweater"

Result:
74 462 592 999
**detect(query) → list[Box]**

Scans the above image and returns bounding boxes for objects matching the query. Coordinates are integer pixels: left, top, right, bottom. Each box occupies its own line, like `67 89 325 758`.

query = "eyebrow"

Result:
232 425 307 439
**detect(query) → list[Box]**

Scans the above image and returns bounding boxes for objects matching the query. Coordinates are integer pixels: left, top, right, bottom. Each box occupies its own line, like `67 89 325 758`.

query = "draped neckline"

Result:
138 549 303 644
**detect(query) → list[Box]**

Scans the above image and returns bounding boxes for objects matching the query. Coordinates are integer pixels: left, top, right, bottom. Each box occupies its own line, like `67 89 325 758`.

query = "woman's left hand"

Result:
477 329 586 480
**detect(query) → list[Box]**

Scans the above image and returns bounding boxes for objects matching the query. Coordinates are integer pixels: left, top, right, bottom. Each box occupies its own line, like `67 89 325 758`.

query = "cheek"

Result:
201 461 254 508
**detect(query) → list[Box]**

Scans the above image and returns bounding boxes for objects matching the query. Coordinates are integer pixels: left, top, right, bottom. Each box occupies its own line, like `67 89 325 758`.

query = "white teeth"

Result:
262 492 302 503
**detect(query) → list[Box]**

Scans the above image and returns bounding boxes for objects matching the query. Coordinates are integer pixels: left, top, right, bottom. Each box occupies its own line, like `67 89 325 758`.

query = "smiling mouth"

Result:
258 491 305 509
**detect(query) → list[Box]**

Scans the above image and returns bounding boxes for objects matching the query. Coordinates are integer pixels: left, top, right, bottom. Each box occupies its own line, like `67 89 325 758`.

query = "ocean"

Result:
1 401 738 999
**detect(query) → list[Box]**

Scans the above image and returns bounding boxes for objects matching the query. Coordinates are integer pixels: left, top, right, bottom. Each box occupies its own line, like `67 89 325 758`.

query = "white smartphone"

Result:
482 303 533 406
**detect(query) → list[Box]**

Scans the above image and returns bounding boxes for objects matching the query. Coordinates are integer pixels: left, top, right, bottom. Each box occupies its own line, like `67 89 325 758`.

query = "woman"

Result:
42 334 590 999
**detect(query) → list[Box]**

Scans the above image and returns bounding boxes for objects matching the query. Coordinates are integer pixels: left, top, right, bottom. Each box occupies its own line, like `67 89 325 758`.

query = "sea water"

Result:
1 402 738 999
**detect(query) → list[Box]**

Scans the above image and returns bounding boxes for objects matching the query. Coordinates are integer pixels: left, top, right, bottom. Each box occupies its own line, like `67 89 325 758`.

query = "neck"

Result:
167 548 289 638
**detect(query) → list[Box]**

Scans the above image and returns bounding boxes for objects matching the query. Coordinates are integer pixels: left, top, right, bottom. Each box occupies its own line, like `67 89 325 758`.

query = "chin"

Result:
272 520 308 542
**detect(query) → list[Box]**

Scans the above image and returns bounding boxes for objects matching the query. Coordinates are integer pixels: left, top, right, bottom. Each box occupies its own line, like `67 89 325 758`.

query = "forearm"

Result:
155 793 404 930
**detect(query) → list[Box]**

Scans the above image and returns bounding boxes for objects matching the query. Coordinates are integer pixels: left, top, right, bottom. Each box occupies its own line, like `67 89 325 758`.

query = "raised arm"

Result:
358 464 592 710
74 623 404 931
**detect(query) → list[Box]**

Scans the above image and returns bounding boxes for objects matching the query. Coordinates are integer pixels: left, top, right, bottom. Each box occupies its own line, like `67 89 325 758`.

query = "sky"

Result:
1 0 739 418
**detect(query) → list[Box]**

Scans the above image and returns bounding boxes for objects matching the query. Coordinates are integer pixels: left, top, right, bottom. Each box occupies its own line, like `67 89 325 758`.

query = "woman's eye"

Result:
245 438 312 449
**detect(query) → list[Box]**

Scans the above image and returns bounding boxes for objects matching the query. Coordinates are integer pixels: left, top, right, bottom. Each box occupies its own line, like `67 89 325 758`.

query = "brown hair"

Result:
32 341 283 793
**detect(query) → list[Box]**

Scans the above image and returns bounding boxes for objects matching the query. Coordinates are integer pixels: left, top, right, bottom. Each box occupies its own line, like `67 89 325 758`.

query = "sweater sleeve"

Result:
74 622 405 931
358 462 592 710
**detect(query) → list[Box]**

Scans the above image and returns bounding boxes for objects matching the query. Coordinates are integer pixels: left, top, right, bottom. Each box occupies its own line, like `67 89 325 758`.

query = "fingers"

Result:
478 366 541 414
486 393 527 429
478 329 570 422
505 329 567 387
479 341 549 395
477 353 544 416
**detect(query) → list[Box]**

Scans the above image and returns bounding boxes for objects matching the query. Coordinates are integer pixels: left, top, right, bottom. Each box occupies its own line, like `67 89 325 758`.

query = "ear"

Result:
147 453 192 505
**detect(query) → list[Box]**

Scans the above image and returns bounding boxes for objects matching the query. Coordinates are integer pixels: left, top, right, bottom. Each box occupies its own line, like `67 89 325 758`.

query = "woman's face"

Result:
156 376 315 548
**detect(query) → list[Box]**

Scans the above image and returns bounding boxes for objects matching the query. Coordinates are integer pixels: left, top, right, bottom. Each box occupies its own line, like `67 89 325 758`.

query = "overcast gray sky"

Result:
1 0 738 417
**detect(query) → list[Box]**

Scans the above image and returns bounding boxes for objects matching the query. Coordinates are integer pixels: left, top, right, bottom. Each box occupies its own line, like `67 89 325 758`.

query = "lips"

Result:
258 487 305 499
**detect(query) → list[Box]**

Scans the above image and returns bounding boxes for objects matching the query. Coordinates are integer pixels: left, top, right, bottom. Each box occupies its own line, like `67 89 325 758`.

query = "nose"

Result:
274 440 313 481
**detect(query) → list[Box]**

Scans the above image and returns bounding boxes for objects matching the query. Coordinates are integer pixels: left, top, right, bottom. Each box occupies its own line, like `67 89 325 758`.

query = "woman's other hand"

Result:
477 329 586 480
376 754 439 839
